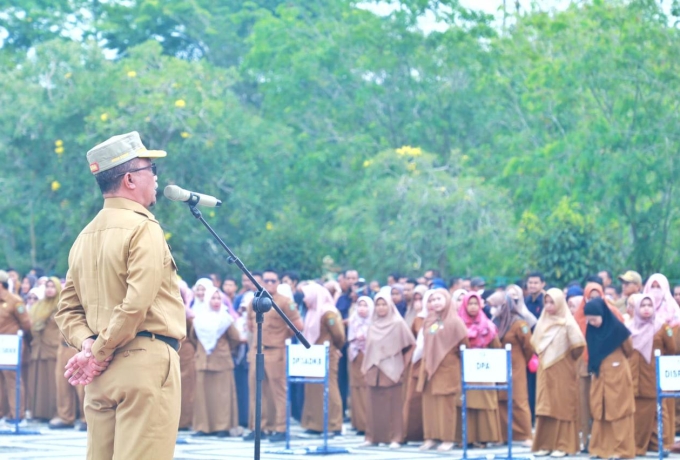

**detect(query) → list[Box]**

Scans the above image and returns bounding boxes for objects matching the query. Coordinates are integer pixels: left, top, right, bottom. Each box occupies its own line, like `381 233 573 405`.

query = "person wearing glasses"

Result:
243 269 302 443
55 131 186 460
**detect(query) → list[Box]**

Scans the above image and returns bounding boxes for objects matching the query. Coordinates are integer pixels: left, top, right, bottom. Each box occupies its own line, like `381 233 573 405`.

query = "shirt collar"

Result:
103 197 155 219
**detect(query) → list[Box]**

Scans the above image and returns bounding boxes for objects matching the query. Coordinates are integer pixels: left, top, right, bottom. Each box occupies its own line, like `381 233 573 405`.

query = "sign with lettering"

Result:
462 349 508 383
288 344 327 378
658 355 680 391
0 335 20 366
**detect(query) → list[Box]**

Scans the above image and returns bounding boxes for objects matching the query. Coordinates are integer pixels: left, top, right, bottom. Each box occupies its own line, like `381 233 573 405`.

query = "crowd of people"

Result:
2 264 680 458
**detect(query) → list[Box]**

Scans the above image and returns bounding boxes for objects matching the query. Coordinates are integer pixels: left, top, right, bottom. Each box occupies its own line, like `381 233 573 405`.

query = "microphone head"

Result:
163 185 183 201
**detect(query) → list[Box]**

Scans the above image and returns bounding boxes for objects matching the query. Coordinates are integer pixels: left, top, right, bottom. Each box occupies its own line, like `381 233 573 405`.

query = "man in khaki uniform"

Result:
0 270 31 422
615 270 642 314
244 269 302 443
55 132 186 460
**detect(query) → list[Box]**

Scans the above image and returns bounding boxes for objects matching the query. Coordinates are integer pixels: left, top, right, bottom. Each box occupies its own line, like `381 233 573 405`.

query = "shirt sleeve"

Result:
91 220 164 361
55 270 95 350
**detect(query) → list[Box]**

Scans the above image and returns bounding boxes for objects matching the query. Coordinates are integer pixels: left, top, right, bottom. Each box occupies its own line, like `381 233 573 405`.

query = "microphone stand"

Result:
183 195 310 460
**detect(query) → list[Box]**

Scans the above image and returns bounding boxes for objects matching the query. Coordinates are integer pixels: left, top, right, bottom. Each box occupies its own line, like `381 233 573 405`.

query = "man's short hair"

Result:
406 278 418 286
94 159 141 195
526 271 544 282
283 271 300 282
585 275 603 286
344 269 357 276
426 269 441 278
389 272 401 280
223 276 237 283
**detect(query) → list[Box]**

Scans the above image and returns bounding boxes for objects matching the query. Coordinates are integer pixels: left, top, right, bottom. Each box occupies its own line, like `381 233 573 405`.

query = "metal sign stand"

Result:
0 332 40 435
268 340 348 455
655 349 680 460
460 344 529 460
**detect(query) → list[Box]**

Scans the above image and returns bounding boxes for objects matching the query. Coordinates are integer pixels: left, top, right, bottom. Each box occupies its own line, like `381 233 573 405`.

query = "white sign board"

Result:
658 355 680 392
288 344 327 378
0 335 20 366
462 348 507 383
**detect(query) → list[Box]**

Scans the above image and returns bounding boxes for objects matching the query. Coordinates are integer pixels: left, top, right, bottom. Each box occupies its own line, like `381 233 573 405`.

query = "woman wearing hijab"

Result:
404 285 427 329
506 284 537 329
400 285 429 444
454 291 502 448
360 292 415 448
300 283 346 435
390 284 408 318
190 286 242 436
19 275 37 303
584 297 635 459
177 279 196 431
416 288 469 452
573 282 624 452
487 292 535 446
643 273 680 442
530 288 585 457
347 296 373 435
27 276 62 421
627 294 675 455
191 278 214 313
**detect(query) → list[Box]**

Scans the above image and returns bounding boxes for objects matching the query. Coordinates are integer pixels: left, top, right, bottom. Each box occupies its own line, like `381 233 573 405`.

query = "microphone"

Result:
163 185 222 207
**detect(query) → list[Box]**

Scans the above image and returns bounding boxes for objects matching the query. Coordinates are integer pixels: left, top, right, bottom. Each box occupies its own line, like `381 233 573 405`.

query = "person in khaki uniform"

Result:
27 277 62 421
300 283 346 435
416 289 469 452
54 131 186 460
487 292 535 445
583 298 635 459
189 286 242 436
0 270 32 422
627 294 675 455
49 341 86 430
244 270 302 443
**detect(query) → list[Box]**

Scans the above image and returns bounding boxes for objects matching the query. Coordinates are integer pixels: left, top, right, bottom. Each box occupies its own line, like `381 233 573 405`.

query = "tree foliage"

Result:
1 0 679 283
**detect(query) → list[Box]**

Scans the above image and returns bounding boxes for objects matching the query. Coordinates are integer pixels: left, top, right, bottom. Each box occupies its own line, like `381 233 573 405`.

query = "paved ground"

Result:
0 419 675 459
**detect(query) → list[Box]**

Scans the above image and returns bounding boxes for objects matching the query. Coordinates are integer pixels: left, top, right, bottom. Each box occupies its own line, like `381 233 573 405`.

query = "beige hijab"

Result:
423 288 469 378
530 288 585 369
361 292 415 383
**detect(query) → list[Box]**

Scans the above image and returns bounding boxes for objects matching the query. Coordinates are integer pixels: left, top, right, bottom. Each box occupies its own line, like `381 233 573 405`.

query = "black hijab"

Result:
584 298 631 376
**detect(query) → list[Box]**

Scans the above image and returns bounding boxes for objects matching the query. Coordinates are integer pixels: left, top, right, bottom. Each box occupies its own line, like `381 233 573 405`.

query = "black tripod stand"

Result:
183 195 310 460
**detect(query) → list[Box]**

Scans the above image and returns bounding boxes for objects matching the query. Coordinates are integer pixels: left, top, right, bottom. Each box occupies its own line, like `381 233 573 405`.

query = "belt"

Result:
136 331 179 352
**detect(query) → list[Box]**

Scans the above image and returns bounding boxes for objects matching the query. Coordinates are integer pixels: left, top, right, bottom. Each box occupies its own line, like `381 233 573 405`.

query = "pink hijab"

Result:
301 283 339 345
628 294 665 363
458 292 498 348
643 273 680 327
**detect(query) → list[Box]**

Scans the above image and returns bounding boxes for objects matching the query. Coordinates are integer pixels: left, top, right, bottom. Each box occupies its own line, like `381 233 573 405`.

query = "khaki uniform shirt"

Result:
0 291 31 337
55 197 186 360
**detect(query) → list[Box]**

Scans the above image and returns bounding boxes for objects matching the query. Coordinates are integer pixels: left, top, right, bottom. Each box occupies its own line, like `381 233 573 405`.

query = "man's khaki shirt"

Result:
55 197 186 360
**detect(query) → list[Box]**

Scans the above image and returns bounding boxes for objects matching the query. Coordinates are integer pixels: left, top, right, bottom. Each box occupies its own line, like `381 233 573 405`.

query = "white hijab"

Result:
192 278 214 315
193 286 234 355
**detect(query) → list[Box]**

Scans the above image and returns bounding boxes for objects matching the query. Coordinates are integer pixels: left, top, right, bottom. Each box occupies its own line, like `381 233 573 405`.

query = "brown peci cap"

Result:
86 131 166 174
618 270 642 286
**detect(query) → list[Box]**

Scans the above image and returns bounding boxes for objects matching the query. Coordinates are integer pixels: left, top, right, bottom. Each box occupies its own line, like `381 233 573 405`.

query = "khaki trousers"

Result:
55 344 85 423
85 336 180 460
0 369 24 420
247 348 287 433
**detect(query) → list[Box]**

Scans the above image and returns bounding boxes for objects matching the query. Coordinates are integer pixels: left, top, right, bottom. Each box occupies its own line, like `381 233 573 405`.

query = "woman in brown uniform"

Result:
531 288 585 457
584 297 635 459
361 292 414 448
487 292 535 446
178 279 196 431
347 296 373 435
573 282 625 452
417 288 469 452
627 294 675 455
27 276 61 421
191 287 242 436
454 291 502 448
300 283 346 435
401 285 431 444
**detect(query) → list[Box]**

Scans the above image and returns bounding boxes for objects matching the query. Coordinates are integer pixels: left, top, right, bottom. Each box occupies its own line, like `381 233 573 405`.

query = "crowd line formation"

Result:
2 266 680 459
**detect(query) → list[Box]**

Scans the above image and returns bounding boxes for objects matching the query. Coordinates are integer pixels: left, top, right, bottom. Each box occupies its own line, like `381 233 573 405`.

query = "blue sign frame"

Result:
0 331 40 435
267 340 348 455
460 343 529 460
655 348 679 460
